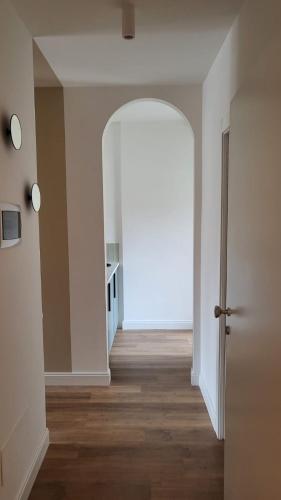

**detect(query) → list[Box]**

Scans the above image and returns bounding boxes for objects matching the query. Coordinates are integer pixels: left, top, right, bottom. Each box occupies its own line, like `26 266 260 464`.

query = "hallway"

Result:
29 331 223 500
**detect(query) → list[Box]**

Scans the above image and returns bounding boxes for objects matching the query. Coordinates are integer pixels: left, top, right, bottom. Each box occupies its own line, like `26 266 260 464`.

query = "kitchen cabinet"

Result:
107 280 114 351
113 272 119 333
107 264 119 352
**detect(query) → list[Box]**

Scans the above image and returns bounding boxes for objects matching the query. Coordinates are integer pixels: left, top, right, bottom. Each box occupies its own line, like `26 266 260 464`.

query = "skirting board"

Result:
45 370 111 386
199 373 218 437
122 320 193 330
17 428 49 500
191 368 199 386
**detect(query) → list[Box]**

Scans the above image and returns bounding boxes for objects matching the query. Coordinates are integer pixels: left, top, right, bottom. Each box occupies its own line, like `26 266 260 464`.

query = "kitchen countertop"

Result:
106 262 119 283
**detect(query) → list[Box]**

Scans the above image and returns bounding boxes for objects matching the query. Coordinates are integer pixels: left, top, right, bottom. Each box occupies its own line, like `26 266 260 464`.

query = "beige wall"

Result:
0 1 47 499
63 85 202 381
35 87 72 372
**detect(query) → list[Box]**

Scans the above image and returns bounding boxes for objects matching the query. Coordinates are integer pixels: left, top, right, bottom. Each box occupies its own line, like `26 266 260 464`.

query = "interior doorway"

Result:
217 129 230 440
102 99 195 363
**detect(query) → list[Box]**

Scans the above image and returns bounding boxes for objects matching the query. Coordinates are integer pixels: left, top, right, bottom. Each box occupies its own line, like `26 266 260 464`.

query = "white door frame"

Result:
217 128 230 440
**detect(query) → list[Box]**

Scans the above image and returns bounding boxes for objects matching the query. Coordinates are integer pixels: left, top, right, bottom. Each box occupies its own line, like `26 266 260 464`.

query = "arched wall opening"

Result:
102 98 194 355
62 86 201 387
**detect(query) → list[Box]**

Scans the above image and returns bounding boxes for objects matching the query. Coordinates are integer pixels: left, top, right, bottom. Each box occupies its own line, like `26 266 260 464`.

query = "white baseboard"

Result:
17 428 49 500
191 368 199 386
45 369 111 386
199 373 218 436
122 320 193 330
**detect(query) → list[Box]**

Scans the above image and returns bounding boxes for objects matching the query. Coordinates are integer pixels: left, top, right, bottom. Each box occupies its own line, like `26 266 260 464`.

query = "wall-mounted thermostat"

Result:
0 203 21 249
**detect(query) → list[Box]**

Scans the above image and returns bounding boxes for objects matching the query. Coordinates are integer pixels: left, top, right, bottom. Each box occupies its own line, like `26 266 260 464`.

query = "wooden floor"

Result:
29 331 223 500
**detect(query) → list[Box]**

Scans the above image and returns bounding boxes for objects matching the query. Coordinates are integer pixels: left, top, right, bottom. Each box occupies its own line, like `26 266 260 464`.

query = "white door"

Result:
224 30 281 499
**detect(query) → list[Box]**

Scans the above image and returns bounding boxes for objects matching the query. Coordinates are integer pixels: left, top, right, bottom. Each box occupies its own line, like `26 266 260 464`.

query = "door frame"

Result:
217 128 230 440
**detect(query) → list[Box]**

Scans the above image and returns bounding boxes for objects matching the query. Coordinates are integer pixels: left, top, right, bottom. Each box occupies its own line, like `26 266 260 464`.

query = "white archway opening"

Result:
102 98 195 363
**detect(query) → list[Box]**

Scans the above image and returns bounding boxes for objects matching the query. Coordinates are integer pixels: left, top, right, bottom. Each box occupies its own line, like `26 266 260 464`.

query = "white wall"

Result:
63 86 202 382
200 32 235 433
102 122 122 244
200 0 281 434
121 120 193 329
0 1 48 498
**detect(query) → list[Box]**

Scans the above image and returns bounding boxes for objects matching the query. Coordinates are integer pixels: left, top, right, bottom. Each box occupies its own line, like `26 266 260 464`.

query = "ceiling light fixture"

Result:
122 3 135 40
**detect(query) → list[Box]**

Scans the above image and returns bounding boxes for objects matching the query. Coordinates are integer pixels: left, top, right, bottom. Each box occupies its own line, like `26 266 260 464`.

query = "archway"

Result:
102 98 195 369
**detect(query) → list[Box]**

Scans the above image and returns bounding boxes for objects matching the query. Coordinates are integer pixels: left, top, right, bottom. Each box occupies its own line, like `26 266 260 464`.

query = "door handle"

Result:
214 305 233 318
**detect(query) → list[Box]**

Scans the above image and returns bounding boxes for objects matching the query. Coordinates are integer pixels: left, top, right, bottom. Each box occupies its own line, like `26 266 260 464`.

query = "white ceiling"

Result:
110 100 186 123
12 0 244 86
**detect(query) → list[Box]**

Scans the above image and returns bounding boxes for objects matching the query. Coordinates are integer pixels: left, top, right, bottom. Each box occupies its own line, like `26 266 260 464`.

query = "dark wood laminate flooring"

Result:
29 331 223 500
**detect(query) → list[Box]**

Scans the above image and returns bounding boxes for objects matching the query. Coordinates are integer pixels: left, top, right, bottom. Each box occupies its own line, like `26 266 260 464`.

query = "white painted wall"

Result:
63 86 202 382
200 33 235 434
200 0 281 434
102 122 122 244
120 120 193 329
0 1 48 498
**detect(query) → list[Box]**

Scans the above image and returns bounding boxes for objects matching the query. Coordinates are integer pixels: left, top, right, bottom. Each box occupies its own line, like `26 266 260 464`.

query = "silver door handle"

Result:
214 305 233 318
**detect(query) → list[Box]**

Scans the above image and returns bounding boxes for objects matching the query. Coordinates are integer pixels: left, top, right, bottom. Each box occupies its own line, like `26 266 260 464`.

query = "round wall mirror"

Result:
30 183 41 212
10 114 22 150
